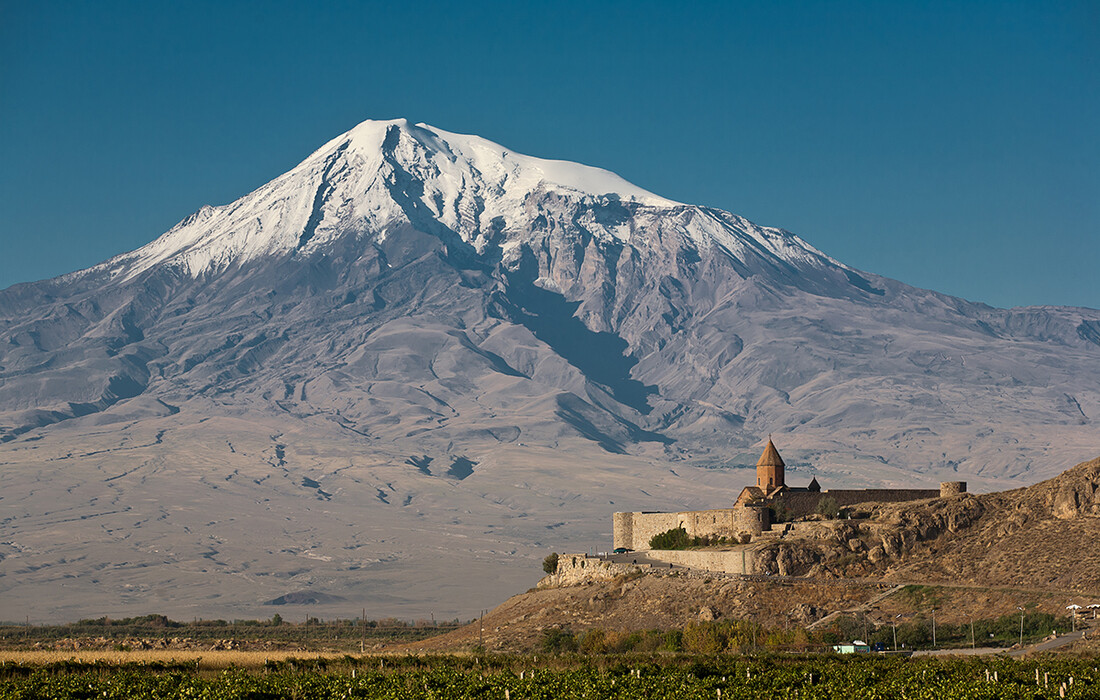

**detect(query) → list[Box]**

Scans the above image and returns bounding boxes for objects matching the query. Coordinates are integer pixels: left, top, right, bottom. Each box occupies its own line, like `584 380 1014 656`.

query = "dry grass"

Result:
0 649 358 670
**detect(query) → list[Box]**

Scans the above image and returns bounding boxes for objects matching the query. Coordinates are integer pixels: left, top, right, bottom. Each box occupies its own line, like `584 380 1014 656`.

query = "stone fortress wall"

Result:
940 481 967 496
614 506 769 551
614 483 966 551
612 437 967 552
643 547 755 574
540 551 756 588
540 553 642 588
773 488 942 519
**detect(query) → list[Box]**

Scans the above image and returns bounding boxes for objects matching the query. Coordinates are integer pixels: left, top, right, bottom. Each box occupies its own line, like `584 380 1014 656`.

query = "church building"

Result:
611 436 966 551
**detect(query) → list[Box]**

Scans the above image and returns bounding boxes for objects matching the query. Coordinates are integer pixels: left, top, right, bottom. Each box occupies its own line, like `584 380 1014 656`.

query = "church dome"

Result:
756 439 785 468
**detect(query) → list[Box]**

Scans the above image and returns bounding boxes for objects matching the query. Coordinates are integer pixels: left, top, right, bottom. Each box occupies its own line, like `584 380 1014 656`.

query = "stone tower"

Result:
756 438 786 491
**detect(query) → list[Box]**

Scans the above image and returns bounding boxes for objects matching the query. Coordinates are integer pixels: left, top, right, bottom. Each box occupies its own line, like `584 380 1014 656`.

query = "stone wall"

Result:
613 484 964 550
643 548 756 575
773 489 942 519
940 481 967 497
539 553 642 588
613 507 768 550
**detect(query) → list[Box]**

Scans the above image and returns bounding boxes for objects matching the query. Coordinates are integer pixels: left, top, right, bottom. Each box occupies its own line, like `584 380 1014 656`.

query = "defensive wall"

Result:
541 550 758 587
614 482 967 550
773 488 940 519
643 547 755 574
539 553 643 588
613 506 769 551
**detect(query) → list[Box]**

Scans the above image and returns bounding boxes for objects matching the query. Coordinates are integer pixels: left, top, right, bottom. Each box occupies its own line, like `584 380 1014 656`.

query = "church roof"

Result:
739 486 766 501
756 438 785 468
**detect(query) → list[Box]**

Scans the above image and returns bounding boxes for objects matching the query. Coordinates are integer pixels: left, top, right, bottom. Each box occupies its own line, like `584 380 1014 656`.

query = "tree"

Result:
539 627 577 653
543 552 559 574
816 496 840 519
269 613 283 626
649 527 692 550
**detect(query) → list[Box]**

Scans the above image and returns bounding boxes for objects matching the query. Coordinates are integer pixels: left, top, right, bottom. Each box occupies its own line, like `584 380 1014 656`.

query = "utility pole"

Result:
970 618 975 649
932 608 936 649
893 615 900 651
1018 607 1024 648
479 609 485 648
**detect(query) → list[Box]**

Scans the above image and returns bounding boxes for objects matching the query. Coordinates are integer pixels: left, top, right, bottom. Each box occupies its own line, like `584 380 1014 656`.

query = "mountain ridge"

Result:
0 118 1097 622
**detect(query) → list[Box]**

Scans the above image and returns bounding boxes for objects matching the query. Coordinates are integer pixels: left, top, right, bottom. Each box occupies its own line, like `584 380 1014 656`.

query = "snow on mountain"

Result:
91 120 668 280
0 118 1097 623
80 119 840 286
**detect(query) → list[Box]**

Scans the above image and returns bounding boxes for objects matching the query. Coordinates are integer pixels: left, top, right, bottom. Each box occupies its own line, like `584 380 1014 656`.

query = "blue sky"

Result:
2 1 1097 309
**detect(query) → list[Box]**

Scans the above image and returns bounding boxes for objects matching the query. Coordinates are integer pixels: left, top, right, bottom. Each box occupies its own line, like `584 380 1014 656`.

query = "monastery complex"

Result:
613 439 967 551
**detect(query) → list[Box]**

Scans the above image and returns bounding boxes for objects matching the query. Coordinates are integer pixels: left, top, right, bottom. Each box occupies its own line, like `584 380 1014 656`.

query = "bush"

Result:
539 628 577 653
649 527 692 549
682 622 723 654
770 504 793 523
816 496 840 519
542 552 559 574
662 629 683 652
578 628 607 654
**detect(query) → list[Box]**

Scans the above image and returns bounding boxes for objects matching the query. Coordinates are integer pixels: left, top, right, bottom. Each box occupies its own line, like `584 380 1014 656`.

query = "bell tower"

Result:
756 437 786 492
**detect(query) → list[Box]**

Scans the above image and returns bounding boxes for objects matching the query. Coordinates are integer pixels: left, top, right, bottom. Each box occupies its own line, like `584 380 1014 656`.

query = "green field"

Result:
2 654 1097 699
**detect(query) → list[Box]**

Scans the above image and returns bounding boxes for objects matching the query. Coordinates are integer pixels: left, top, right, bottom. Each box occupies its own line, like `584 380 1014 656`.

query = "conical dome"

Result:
756 439 785 468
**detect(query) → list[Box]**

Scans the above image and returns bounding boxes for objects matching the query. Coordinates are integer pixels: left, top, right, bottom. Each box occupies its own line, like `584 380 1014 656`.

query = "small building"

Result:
832 641 871 654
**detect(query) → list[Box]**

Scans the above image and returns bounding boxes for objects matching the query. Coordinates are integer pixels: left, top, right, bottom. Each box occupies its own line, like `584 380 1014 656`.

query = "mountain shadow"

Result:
499 274 657 414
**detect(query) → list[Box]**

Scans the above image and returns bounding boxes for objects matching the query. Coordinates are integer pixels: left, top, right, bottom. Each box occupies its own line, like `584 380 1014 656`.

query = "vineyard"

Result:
2 654 1098 699
0 615 460 653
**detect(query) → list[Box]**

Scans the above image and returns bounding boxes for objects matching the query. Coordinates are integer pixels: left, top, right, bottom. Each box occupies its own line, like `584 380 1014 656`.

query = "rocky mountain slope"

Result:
755 456 1100 592
0 119 1097 622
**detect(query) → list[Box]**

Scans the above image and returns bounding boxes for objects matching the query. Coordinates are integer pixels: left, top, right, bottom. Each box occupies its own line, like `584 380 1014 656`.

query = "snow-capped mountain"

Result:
1 119 1097 622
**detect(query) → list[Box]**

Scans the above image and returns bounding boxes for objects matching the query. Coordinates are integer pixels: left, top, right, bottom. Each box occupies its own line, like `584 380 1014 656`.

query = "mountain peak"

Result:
337 118 679 206
92 118 683 282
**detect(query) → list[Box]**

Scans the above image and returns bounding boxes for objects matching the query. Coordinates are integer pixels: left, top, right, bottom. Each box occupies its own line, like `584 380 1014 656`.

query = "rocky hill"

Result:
754 456 1100 592
410 457 1100 652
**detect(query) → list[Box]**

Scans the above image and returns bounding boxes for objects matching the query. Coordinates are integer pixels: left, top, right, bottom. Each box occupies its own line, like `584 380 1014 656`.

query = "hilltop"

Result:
408 456 1100 652
826 455 1100 591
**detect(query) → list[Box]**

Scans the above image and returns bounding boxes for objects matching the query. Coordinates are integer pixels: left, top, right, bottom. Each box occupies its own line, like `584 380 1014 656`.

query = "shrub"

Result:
649 527 693 550
578 628 608 654
770 504 793 523
542 552 559 574
662 629 683 652
816 496 840 519
682 621 723 654
539 628 577 653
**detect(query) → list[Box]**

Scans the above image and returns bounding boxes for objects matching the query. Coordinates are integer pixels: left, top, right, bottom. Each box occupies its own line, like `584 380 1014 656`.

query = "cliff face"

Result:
753 456 1100 592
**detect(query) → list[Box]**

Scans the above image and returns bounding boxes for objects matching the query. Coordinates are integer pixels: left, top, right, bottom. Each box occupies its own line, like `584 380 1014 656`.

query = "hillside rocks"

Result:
1042 459 1100 519
752 456 1100 590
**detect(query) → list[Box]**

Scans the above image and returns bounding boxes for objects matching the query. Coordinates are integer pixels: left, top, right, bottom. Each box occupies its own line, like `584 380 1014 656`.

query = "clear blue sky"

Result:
2 1 1097 309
